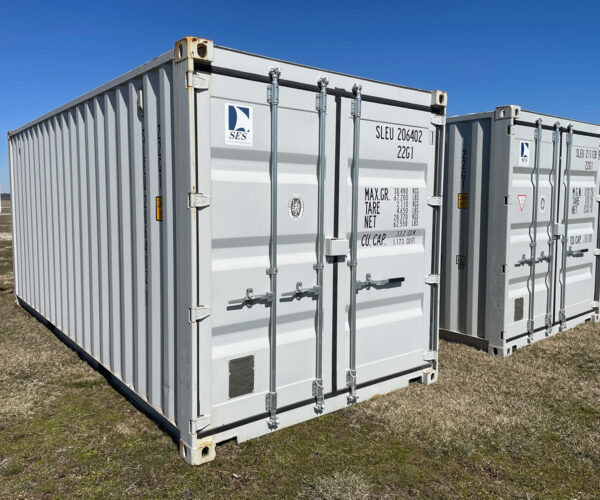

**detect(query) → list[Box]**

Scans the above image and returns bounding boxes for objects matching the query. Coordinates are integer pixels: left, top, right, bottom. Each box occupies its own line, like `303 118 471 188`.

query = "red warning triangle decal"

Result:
517 194 527 212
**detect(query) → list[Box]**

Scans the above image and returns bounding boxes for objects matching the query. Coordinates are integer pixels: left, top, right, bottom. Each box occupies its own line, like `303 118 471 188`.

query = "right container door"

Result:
335 95 440 391
555 129 600 326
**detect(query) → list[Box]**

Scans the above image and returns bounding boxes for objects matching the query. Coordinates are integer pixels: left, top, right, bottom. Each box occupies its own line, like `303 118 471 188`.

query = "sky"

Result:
1 0 599 193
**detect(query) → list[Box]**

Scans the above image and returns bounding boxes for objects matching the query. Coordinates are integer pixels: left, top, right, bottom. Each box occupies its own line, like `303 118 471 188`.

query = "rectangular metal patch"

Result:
514 297 524 322
229 355 254 399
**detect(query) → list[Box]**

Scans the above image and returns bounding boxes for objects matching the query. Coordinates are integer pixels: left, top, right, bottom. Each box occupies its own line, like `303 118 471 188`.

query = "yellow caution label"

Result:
458 193 468 209
156 196 163 221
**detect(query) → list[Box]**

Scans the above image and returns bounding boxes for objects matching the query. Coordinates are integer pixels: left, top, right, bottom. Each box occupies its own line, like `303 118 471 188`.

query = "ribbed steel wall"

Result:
8 63 177 422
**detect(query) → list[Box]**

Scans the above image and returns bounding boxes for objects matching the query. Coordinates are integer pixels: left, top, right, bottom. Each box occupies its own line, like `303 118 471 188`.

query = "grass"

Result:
0 199 599 498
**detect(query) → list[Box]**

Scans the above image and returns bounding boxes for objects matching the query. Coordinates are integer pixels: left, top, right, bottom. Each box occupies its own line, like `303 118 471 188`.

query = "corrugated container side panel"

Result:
33 126 43 313
69 109 84 347
29 127 39 310
90 100 102 359
105 91 122 375
77 105 90 352
116 85 134 386
23 130 31 305
54 117 64 332
469 119 491 337
442 118 491 338
10 63 176 421
143 71 163 408
24 131 33 303
8 137 18 297
92 97 112 368
42 123 52 322
35 126 45 315
159 65 176 419
52 118 61 328
59 113 73 338
24 131 32 302
129 79 148 398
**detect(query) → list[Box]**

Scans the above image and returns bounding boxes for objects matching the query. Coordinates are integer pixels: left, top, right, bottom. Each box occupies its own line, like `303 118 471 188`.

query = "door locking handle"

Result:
516 254 530 267
229 288 274 307
356 273 404 291
281 281 320 300
536 251 552 263
567 246 588 258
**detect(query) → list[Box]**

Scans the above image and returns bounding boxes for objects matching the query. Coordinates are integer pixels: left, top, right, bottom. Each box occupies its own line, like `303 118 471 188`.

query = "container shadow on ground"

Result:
0 202 599 498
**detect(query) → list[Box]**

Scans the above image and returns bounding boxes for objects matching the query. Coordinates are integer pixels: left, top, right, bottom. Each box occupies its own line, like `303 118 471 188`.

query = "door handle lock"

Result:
536 251 551 263
516 254 533 267
356 273 405 291
567 246 588 258
229 288 274 307
282 281 320 300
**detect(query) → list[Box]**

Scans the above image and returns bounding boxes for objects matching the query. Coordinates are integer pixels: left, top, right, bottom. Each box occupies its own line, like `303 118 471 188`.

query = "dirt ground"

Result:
0 199 599 498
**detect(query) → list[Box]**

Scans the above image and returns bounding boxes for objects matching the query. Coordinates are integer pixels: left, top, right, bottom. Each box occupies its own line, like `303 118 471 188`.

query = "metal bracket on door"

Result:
188 192 210 208
189 305 210 323
189 414 211 434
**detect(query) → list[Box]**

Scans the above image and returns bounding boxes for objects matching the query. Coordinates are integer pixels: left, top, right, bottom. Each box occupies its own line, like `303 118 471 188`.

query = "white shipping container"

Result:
7 37 447 464
441 106 600 356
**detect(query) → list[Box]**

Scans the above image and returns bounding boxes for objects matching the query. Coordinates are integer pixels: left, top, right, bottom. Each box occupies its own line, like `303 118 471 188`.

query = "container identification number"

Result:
575 148 599 170
375 125 423 143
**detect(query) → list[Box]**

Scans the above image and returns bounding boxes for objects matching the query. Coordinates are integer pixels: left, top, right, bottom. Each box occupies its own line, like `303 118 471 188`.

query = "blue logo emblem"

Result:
520 141 530 166
225 103 253 146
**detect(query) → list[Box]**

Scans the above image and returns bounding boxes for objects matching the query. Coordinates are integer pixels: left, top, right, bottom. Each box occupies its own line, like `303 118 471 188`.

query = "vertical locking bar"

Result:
265 67 280 428
527 120 542 338
313 77 328 412
545 122 561 331
559 125 574 330
347 84 362 404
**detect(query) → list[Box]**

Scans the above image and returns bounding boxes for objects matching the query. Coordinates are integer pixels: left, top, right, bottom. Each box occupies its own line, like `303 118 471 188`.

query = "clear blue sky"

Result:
1 0 599 193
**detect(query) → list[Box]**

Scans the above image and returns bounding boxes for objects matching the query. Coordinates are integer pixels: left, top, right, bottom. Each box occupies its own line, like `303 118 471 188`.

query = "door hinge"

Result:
427 196 443 207
423 350 438 361
190 414 211 434
186 71 209 90
431 114 445 126
594 248 600 256
189 192 211 208
592 301 600 309
425 274 440 285
596 194 600 203
189 305 210 323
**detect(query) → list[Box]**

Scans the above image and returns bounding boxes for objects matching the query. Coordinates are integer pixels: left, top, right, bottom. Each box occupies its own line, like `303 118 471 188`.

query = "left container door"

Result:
207 74 337 429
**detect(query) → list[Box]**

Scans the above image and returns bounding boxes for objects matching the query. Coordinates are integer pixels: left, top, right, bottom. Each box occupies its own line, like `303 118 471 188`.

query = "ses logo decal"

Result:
519 141 530 167
225 103 253 146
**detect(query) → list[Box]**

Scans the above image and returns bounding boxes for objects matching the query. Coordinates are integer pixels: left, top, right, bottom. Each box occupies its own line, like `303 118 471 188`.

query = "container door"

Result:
555 129 600 327
504 122 558 341
207 74 336 428
335 95 439 392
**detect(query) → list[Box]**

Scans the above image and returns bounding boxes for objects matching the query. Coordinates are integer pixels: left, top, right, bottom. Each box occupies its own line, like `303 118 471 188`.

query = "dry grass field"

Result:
0 199 599 498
